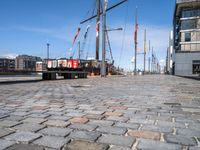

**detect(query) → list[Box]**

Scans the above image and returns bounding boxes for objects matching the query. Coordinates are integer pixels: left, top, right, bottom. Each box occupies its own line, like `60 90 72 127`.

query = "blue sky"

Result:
0 0 175 70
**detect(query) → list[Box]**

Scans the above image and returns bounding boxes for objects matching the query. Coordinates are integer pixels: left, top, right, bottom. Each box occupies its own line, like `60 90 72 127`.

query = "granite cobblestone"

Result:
0 75 199 149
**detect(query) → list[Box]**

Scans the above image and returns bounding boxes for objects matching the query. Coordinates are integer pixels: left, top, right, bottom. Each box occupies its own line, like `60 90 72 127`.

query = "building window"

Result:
182 9 200 18
181 20 196 30
185 32 191 42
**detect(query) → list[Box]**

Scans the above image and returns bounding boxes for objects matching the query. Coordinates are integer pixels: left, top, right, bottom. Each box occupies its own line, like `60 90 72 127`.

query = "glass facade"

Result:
182 9 200 18
181 19 198 30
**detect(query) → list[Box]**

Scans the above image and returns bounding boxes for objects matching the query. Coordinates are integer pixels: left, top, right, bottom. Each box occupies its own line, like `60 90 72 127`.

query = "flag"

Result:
69 27 81 57
144 42 147 54
105 0 108 10
84 25 90 39
72 27 81 46
96 21 100 37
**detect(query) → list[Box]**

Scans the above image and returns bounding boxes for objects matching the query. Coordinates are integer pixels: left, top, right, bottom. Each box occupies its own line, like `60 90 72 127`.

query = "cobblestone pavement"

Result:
0 75 200 150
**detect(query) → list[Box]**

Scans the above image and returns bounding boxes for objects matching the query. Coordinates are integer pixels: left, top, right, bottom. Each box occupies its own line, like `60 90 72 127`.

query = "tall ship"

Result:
46 0 127 76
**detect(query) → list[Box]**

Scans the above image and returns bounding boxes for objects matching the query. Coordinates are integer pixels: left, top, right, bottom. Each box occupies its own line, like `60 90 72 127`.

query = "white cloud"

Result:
1 53 18 59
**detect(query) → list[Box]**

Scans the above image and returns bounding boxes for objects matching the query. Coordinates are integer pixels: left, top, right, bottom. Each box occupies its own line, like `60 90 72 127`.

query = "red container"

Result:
67 59 73 68
73 59 79 69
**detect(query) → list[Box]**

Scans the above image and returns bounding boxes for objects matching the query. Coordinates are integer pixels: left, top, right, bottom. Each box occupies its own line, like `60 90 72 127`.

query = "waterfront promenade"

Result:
0 75 200 150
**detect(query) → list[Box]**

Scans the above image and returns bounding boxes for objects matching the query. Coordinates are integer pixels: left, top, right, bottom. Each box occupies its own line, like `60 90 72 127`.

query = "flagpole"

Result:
78 41 80 60
134 7 138 75
148 40 150 73
152 46 154 73
144 29 146 74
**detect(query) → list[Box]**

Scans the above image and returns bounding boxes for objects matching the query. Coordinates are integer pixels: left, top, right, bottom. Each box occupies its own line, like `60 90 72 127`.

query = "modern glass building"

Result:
173 0 200 76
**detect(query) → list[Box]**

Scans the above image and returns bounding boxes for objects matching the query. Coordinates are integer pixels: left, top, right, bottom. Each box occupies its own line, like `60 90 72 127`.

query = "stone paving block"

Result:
126 114 147 119
48 115 71 121
43 120 70 127
32 106 49 110
164 134 197 146
128 130 161 140
69 117 89 124
103 112 123 117
46 111 64 116
175 117 199 124
69 130 101 142
5 131 42 143
11 111 30 116
108 145 131 150
114 122 139 130
148 115 172 121
177 128 200 138
0 113 9 119
64 140 109 150
28 113 50 119
69 123 97 131
66 112 85 117
96 126 127 135
33 136 70 149
65 109 82 113
110 106 128 110
6 144 44 150
137 139 182 150
0 109 12 114
128 118 154 125
157 120 186 128
0 128 15 138
182 108 200 113
5 115 25 121
22 118 47 125
187 122 200 130
0 120 21 128
39 127 72 137
141 125 173 133
88 120 114 126
30 110 48 114
48 108 65 112
0 139 15 150
85 110 105 115
13 123 45 132
189 147 200 150
98 134 135 147
106 116 128 122
84 114 104 120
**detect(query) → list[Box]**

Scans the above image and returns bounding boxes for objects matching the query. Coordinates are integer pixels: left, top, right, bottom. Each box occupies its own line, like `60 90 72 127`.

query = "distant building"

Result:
36 61 47 72
166 31 173 74
15 55 42 71
0 58 15 72
173 0 200 76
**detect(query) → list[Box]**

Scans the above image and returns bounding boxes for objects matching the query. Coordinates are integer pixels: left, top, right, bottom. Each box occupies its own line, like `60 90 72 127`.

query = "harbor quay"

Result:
0 75 200 150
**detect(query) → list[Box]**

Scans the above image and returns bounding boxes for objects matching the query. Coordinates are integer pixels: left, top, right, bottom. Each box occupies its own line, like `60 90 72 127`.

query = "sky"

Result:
0 0 175 71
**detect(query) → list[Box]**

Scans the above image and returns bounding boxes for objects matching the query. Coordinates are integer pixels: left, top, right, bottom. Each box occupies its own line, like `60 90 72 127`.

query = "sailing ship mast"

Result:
96 0 100 60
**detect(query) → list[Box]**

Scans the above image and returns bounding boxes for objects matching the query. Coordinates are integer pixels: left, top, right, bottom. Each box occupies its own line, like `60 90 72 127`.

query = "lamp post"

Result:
101 0 107 77
47 43 50 61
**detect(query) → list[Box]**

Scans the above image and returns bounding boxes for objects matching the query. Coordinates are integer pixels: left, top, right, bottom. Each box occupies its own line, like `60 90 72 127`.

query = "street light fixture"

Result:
106 28 123 32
